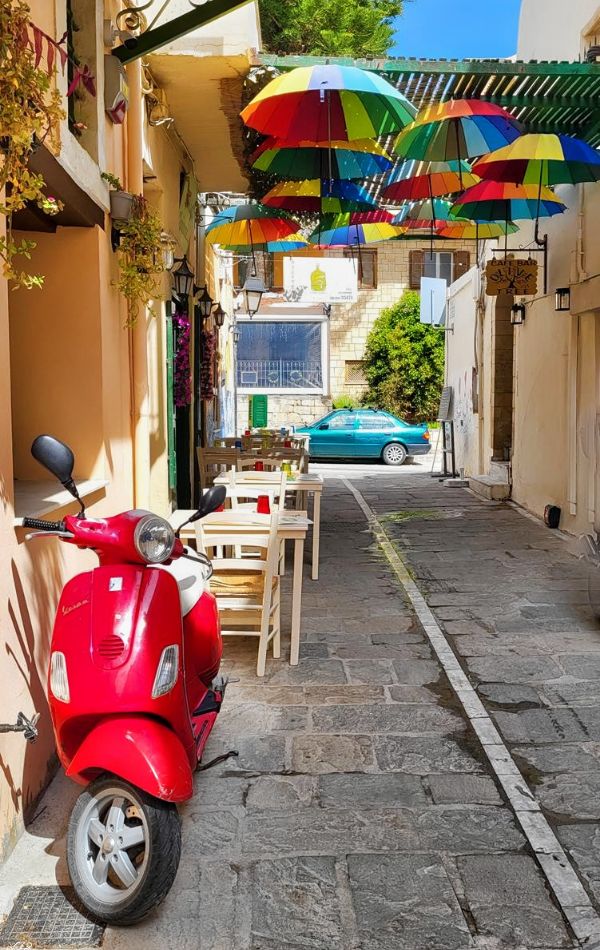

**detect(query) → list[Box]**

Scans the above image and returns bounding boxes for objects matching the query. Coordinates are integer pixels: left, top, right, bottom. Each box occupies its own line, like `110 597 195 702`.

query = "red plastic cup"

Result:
284 439 292 448
256 495 270 514
254 460 264 471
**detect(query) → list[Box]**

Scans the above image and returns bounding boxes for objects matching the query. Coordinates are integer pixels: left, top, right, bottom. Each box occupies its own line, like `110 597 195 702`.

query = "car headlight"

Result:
134 515 175 563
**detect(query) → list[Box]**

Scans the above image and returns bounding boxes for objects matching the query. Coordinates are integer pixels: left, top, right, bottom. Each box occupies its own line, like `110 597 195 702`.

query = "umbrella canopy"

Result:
439 221 519 239
382 160 479 202
262 179 377 213
308 221 405 245
472 133 600 185
251 137 393 180
241 64 416 140
221 233 308 253
393 198 454 226
394 99 521 165
319 210 395 226
205 204 300 246
450 181 567 221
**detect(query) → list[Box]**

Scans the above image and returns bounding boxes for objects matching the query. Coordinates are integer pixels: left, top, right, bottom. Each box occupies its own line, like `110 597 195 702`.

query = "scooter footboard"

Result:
66 716 193 802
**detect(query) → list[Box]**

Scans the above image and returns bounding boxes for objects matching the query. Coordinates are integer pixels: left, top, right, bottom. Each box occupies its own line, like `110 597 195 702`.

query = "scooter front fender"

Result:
66 716 193 802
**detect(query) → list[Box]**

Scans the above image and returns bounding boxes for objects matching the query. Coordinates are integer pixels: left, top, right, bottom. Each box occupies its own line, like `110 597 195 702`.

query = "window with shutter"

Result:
409 250 425 289
454 251 471 280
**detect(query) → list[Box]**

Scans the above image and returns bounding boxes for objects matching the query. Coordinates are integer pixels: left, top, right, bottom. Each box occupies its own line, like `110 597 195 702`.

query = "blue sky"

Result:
392 0 522 59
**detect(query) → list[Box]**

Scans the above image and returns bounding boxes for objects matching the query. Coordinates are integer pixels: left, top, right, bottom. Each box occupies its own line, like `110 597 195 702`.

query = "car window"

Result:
357 414 394 430
327 412 356 430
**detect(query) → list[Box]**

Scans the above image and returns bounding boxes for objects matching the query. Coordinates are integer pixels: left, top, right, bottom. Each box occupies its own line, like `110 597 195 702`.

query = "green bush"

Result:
332 394 359 410
362 291 444 423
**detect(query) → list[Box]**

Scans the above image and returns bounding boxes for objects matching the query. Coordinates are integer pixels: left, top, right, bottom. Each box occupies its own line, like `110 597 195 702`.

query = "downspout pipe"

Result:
127 60 151 509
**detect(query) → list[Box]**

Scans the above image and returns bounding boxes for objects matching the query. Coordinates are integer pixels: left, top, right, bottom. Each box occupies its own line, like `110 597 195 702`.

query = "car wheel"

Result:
382 443 407 466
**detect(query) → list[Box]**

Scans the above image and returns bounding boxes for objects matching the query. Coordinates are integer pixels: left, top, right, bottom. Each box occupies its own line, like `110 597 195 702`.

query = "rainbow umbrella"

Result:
308 221 405 245
472 133 600 186
439 221 519 239
382 160 479 202
394 101 521 185
319 210 395 225
241 64 416 141
251 137 393 180
205 204 301 273
221 233 308 253
262 179 377 213
450 181 566 222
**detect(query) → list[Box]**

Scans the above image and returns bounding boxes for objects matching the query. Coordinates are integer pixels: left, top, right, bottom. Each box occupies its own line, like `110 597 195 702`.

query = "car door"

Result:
355 413 397 458
311 411 357 457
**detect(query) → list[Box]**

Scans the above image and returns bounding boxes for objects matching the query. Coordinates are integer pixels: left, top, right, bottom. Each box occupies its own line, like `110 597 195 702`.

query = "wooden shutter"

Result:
454 251 471 280
409 250 424 290
273 253 284 289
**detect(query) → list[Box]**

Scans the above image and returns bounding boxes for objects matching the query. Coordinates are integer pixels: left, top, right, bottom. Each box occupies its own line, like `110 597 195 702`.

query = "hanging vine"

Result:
0 0 96 289
114 195 165 327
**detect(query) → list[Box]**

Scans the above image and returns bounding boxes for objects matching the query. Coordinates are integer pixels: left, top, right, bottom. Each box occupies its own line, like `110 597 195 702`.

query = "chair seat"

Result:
210 570 276 597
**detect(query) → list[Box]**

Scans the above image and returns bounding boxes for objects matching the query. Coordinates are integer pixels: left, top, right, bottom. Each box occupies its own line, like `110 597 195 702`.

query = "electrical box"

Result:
249 395 268 428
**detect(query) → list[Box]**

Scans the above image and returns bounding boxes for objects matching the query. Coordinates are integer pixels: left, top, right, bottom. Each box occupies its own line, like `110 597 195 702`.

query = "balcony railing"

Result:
237 360 323 390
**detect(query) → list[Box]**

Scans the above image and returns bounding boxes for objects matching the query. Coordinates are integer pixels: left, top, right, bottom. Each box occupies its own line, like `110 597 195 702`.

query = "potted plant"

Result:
115 195 165 326
101 171 134 223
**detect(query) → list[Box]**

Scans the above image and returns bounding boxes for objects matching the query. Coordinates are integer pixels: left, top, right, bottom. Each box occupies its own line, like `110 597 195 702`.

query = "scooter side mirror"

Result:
31 435 75 489
197 485 227 519
31 435 85 515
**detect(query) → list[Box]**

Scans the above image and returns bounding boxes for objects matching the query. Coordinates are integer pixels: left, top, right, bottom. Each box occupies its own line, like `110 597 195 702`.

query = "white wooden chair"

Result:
196 511 281 677
197 447 240 490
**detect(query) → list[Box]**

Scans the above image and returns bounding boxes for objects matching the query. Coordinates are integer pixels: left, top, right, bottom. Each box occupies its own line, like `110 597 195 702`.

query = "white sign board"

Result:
283 257 358 304
420 277 447 327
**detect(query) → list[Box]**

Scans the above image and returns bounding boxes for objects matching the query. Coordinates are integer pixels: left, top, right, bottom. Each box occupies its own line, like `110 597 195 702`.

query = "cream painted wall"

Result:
518 0 600 59
446 270 480 476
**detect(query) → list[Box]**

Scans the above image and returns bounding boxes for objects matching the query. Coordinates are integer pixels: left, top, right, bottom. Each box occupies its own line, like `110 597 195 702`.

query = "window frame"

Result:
236 313 329 396
342 248 377 289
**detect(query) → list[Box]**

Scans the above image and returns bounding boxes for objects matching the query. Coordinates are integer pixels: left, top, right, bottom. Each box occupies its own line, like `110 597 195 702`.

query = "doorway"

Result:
491 293 515 463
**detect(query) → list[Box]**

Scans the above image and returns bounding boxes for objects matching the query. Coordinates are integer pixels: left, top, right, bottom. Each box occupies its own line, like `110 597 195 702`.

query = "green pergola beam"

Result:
112 0 252 64
260 53 600 78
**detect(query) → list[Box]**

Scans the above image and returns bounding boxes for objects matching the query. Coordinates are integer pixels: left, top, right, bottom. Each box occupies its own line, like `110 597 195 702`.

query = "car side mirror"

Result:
318 423 329 430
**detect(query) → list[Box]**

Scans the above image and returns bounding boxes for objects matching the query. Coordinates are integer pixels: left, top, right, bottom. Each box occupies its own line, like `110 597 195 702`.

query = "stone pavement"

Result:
0 464 593 949
102 468 576 950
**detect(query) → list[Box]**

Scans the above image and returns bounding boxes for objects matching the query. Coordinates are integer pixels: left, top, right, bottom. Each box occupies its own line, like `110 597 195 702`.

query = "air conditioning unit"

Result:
586 46 600 63
203 192 231 209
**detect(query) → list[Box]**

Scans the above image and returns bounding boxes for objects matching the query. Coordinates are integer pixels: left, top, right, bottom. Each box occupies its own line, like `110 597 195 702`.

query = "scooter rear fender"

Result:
66 716 193 802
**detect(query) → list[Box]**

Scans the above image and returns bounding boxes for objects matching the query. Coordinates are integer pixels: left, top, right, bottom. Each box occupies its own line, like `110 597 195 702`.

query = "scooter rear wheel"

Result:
67 773 181 925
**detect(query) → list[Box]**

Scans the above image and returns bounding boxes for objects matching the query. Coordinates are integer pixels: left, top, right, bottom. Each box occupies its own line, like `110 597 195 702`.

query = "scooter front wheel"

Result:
67 773 181 925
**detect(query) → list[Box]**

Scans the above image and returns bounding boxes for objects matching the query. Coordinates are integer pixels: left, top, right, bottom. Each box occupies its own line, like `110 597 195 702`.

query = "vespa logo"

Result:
61 599 89 617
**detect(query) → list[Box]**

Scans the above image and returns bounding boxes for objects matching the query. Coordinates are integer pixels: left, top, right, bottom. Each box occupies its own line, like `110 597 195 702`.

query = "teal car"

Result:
296 409 431 465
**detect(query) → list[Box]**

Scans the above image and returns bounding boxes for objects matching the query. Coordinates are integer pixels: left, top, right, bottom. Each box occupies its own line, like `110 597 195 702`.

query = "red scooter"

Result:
21 435 230 925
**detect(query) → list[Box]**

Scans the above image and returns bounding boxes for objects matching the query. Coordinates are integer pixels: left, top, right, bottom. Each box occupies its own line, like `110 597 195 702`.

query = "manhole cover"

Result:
0 886 103 948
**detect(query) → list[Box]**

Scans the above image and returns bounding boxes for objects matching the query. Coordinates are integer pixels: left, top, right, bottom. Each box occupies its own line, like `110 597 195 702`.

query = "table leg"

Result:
311 490 321 581
290 537 304 666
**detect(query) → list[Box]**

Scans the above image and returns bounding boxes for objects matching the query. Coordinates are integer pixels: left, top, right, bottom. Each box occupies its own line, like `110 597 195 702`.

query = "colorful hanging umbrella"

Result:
319 210 395 226
241 64 416 141
472 133 600 186
394 100 521 168
221 233 308 253
393 198 454 227
382 160 479 202
251 137 393 180
262 179 377 213
204 204 300 246
450 181 567 222
308 222 405 246
438 221 519 239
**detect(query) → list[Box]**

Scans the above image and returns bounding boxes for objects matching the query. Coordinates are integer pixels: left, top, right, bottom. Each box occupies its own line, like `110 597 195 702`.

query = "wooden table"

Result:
214 472 323 580
169 509 311 666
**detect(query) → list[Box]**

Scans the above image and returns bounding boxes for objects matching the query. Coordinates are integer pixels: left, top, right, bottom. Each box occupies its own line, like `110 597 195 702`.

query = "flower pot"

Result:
109 190 134 223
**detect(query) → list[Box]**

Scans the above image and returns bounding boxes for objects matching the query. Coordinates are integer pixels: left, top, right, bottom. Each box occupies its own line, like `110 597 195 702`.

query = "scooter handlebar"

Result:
21 516 66 532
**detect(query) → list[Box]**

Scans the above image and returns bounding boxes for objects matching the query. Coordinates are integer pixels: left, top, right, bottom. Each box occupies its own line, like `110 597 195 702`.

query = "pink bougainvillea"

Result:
173 310 191 408
200 329 216 401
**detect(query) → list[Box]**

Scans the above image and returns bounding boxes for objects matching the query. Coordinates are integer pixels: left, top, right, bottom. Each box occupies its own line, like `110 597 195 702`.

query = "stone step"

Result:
489 460 511 484
468 476 511 501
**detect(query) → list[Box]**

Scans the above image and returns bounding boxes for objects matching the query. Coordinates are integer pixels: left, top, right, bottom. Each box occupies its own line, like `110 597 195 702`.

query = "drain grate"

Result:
0 886 104 948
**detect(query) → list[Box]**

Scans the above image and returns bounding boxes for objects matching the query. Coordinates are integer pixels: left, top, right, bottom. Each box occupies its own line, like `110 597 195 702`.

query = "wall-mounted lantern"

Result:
510 302 526 325
243 275 266 318
194 285 213 320
555 287 571 312
213 303 226 328
172 255 194 301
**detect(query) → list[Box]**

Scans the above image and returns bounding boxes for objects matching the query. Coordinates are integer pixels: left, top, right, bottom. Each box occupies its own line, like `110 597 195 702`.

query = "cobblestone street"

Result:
102 464 592 950
6 463 600 948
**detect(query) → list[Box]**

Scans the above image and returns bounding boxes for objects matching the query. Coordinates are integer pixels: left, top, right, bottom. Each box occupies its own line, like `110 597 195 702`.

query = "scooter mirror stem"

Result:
63 477 86 518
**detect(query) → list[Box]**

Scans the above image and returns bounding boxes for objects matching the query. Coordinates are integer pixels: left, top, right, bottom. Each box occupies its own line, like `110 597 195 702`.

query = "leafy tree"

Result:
259 0 403 56
362 291 444 422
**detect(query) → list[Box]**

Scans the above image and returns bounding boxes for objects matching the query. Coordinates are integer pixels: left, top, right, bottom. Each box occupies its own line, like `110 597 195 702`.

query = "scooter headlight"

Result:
134 515 175 563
